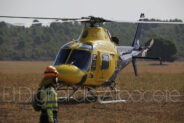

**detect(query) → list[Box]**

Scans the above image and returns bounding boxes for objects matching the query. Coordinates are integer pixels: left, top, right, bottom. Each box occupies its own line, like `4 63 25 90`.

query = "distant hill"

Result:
0 20 184 60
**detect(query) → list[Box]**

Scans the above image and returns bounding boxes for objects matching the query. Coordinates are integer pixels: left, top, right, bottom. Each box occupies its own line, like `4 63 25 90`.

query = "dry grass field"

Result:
0 61 184 123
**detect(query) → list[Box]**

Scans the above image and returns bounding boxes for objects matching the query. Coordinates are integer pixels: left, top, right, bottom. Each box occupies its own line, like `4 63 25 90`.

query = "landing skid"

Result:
57 85 80 101
97 98 126 104
57 85 127 104
88 86 127 104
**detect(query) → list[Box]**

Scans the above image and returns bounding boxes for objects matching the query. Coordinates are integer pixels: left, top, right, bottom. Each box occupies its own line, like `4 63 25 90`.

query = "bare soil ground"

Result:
0 61 184 123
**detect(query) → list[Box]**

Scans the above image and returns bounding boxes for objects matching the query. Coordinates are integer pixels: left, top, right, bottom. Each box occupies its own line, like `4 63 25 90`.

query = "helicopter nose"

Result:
56 64 86 85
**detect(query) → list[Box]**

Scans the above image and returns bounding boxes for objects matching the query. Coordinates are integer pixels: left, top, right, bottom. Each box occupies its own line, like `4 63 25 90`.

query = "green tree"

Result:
146 37 177 62
0 36 4 45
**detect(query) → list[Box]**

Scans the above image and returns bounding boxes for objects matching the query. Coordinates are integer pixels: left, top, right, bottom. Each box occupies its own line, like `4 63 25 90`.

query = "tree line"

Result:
0 19 183 60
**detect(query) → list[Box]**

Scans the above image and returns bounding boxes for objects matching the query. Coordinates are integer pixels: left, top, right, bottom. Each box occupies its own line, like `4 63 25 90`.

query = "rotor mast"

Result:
81 16 112 27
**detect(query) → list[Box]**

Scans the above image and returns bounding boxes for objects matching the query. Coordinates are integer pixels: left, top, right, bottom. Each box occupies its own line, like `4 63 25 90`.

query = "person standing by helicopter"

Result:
39 66 59 123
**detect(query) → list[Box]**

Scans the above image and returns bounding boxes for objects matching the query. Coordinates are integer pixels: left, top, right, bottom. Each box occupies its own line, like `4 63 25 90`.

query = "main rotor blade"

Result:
1 15 184 24
112 20 184 24
0 15 87 22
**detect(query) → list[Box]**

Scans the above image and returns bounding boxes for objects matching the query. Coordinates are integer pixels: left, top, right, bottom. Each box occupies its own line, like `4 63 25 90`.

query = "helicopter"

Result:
53 14 159 103
0 14 183 103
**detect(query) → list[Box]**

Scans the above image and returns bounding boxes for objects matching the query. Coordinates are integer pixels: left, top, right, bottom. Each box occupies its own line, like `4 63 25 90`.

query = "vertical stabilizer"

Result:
132 13 145 49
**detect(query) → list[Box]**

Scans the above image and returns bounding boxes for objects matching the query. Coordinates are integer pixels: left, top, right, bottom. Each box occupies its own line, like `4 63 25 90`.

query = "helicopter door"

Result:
97 52 110 82
89 54 97 81
87 53 103 85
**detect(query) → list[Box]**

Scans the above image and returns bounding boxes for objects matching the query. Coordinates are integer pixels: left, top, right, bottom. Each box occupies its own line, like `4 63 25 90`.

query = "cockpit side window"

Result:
91 54 97 71
101 54 109 70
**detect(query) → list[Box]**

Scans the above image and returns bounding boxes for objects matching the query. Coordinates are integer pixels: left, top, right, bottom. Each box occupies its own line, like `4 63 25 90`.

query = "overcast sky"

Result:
0 0 184 24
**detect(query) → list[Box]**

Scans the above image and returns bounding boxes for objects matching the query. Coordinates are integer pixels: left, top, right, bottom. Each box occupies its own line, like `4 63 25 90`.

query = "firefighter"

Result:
39 66 58 123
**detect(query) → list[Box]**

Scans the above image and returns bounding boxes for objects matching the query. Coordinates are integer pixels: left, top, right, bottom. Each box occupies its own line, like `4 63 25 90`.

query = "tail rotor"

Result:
142 39 154 57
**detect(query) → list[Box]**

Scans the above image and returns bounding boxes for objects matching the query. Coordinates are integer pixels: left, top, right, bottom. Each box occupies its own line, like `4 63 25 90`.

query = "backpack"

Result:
32 88 43 111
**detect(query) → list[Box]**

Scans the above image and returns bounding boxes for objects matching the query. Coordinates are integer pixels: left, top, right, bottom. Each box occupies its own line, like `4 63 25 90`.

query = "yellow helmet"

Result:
44 66 58 77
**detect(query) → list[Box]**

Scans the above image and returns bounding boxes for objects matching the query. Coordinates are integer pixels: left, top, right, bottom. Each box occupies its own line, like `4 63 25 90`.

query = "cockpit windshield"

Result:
54 49 91 72
67 50 91 72
54 49 71 65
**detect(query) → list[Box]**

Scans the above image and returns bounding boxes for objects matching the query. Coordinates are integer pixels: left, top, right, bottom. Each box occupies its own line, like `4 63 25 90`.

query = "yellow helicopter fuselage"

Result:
54 27 119 86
